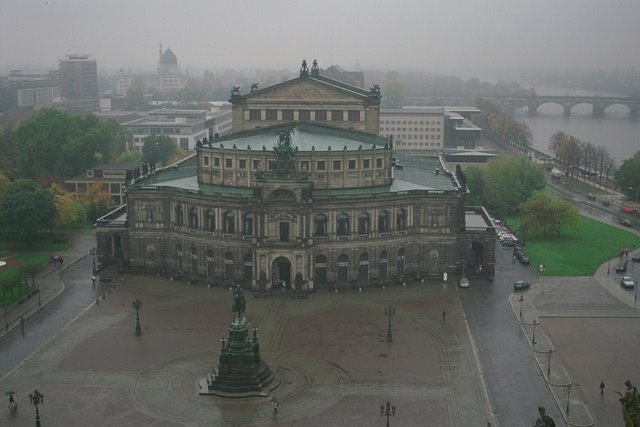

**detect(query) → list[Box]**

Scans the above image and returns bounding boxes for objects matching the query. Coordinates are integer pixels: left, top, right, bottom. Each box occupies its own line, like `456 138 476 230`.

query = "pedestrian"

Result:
600 381 605 395
96 298 100 306
442 310 446 321
91 275 96 287
271 397 279 415
59 257 64 268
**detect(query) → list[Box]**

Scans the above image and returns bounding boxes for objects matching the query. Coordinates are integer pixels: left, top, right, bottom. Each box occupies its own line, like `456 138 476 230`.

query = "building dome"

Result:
159 48 177 66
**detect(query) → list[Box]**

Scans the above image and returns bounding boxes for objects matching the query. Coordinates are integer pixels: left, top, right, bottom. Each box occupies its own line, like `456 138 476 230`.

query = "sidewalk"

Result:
0 229 95 338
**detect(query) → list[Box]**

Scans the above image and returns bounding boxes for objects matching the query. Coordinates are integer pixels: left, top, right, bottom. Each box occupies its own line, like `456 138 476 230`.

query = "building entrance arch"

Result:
272 256 292 289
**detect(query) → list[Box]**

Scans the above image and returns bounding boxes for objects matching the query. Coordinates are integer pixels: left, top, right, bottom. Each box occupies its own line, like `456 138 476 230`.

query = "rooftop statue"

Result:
273 129 296 162
300 59 309 76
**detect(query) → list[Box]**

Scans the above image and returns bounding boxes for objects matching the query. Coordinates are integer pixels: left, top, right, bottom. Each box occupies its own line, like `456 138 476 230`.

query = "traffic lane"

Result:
462 244 561 426
0 256 100 378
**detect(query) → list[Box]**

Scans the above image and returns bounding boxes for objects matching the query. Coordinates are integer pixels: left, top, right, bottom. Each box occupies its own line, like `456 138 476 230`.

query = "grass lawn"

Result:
506 215 640 276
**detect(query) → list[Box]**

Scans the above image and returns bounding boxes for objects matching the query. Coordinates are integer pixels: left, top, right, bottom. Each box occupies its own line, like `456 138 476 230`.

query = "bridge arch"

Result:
602 103 632 116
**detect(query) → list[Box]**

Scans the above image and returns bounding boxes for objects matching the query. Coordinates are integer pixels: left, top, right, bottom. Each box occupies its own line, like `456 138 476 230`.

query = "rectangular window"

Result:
333 160 341 170
282 110 294 120
348 110 360 121
315 110 327 121
363 159 370 169
301 161 309 170
214 157 220 166
331 110 344 121
225 158 232 168
238 159 246 169
253 160 261 170
203 156 209 166
317 161 325 170
268 161 274 170
266 109 277 120
179 138 188 150
376 158 383 168
348 160 356 169
249 109 261 120
299 110 310 121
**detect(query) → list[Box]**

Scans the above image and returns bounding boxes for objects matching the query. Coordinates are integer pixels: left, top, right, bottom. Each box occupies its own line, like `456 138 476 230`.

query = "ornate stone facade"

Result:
95 64 496 291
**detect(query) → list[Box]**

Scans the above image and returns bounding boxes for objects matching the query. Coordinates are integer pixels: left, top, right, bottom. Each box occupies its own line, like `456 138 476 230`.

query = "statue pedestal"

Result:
200 318 277 397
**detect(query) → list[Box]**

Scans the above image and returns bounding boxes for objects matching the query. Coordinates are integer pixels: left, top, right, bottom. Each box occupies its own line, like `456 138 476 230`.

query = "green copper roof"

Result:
212 122 388 152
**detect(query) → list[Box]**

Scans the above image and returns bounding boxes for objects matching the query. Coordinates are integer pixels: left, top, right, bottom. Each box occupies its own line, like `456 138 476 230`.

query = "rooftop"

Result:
211 122 388 152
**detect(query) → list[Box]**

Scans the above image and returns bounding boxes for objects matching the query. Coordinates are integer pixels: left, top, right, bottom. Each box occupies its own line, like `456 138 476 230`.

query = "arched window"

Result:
378 210 389 233
314 214 327 237
397 248 405 275
337 253 348 282
337 213 349 236
243 213 254 236
223 211 235 234
396 208 406 231
358 212 369 235
205 209 215 232
175 205 183 226
379 250 388 280
315 255 327 285
358 252 369 282
189 207 198 229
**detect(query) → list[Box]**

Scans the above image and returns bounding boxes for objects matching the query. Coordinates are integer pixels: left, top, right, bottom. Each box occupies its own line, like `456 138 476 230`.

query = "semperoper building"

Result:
95 60 495 293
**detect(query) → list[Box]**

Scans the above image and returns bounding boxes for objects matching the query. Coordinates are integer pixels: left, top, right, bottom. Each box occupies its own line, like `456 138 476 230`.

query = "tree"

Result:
614 151 640 201
482 155 545 217
50 183 78 228
520 192 579 238
0 125 18 178
142 135 178 165
16 109 128 182
82 181 113 223
0 179 55 245
464 167 485 206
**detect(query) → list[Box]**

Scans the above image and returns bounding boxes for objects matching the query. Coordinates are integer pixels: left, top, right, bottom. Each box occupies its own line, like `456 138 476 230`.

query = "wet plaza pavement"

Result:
0 275 492 426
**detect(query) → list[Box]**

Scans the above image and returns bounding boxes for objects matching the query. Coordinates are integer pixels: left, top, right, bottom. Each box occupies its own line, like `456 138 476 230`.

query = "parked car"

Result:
618 218 634 227
502 238 518 247
459 277 470 288
620 276 636 289
615 261 628 273
517 253 530 265
513 280 531 291
632 254 640 262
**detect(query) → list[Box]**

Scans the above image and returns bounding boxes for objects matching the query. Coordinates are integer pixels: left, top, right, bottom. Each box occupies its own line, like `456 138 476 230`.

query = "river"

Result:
514 86 639 164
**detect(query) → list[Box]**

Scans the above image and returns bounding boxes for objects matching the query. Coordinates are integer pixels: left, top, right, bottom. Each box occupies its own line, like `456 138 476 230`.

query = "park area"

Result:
506 215 640 276
0 239 71 308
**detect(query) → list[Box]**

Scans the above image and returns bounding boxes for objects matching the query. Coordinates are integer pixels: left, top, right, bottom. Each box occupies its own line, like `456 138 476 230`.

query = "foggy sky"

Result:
2 0 640 75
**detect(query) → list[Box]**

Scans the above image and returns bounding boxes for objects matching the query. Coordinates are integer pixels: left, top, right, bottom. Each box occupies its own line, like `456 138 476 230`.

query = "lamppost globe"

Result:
29 389 44 427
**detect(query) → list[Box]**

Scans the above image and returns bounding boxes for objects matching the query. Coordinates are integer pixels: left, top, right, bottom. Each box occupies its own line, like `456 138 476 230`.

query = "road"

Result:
461 246 562 426
0 255 105 379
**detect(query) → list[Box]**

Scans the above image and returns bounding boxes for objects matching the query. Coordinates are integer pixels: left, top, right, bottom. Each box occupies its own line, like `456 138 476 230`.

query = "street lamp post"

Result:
132 298 143 336
519 295 524 319
532 319 540 345
539 264 546 295
565 384 572 416
384 305 395 343
629 186 639 203
29 389 44 427
380 401 396 427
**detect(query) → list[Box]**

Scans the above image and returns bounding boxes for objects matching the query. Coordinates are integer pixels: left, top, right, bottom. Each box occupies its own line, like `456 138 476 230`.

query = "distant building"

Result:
322 65 365 88
0 70 61 111
444 107 482 149
379 107 445 151
124 109 211 152
114 44 186 98
57 54 99 113
64 163 138 205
